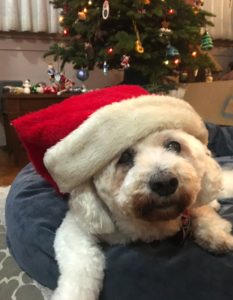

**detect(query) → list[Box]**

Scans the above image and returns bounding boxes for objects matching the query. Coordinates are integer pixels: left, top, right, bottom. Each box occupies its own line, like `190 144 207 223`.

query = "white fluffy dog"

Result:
43 94 233 300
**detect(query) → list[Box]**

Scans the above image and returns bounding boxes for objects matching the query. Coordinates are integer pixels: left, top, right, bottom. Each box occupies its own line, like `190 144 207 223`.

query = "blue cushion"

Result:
5 124 233 300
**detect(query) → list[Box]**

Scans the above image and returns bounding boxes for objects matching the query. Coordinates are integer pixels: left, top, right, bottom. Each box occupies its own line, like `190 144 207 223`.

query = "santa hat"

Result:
42 86 208 193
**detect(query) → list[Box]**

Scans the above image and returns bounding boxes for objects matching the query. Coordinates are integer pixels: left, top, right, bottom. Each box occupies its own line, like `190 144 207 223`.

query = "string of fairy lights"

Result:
57 0 213 81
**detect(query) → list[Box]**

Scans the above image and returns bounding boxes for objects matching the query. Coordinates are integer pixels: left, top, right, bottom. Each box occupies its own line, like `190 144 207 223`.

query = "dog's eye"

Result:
165 141 181 153
117 149 135 166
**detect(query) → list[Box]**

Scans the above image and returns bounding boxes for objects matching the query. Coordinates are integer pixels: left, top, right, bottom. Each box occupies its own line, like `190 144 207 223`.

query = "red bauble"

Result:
107 47 113 55
63 28 69 36
168 8 175 15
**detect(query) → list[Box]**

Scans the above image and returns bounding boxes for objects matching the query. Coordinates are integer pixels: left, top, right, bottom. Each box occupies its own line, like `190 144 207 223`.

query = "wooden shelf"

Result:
2 93 74 166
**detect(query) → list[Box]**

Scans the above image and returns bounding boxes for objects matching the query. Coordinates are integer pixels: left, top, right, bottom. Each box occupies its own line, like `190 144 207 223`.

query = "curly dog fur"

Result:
50 129 233 300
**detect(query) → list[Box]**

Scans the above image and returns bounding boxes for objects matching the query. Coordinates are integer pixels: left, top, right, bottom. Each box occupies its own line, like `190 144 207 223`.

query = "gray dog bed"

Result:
4 124 233 300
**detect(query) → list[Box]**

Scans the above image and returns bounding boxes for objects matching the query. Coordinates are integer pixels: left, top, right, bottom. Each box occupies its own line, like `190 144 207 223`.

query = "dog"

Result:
48 127 233 300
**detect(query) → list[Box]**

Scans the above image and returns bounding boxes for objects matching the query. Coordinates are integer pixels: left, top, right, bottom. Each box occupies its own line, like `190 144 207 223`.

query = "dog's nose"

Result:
149 176 178 196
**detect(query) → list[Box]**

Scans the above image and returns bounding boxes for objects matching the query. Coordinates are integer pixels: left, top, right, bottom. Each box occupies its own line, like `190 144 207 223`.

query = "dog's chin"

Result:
133 192 192 222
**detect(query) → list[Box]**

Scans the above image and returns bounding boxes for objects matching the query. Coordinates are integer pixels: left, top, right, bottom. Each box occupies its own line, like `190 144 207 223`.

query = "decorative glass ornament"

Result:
168 8 176 15
201 31 213 51
76 68 89 81
47 64 55 80
102 0 110 19
78 11 86 20
63 28 69 35
166 44 180 58
107 47 114 55
135 40 144 53
121 55 130 69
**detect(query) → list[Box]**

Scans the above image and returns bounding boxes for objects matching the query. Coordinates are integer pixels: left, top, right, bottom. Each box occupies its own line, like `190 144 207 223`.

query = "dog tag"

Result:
180 213 192 243
173 213 192 245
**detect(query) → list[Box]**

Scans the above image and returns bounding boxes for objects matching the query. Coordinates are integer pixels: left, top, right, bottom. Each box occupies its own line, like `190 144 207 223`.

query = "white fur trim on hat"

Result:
44 94 208 193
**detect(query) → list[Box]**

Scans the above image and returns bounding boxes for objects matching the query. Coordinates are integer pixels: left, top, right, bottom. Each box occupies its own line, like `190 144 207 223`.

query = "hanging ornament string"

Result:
132 20 144 54
102 0 110 19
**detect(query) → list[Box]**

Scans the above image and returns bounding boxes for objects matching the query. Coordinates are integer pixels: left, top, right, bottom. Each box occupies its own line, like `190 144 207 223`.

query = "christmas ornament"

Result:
166 44 180 58
57 76 75 95
159 20 173 42
107 47 114 55
36 83 46 94
76 68 89 81
31 85 38 93
78 11 87 20
168 8 176 15
54 73 61 82
63 28 69 35
43 85 58 94
121 55 130 69
23 79 31 94
103 61 108 75
159 27 172 38
201 31 213 51
165 44 181 67
133 20 144 54
144 0 151 4
47 64 56 81
102 0 110 20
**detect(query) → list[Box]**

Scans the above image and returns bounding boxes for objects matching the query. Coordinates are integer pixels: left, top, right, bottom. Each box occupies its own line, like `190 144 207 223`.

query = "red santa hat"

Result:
13 85 208 193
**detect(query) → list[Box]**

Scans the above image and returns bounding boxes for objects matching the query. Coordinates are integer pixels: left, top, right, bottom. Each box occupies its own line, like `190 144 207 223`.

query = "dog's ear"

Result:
69 181 115 235
196 149 222 206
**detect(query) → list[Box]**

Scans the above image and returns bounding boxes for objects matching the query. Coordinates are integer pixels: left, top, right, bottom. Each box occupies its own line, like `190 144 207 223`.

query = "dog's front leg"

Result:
191 205 233 253
51 211 105 300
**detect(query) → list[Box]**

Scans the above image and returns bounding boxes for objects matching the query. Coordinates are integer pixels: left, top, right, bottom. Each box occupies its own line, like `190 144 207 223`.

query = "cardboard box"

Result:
183 80 233 126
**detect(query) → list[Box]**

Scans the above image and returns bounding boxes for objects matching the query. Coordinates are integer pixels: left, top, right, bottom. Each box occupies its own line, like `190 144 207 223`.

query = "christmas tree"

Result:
46 0 215 90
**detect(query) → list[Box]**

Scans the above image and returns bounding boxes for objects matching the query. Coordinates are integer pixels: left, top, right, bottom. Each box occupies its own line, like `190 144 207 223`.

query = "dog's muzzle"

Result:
132 173 192 221
149 174 178 196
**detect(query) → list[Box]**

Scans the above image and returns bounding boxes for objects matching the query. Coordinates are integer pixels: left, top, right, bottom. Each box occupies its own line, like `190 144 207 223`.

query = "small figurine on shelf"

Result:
23 79 31 94
48 64 56 81
36 82 46 93
57 74 75 95
43 85 58 94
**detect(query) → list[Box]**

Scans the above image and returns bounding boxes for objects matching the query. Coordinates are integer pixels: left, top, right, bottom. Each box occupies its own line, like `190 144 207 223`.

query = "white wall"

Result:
0 34 123 89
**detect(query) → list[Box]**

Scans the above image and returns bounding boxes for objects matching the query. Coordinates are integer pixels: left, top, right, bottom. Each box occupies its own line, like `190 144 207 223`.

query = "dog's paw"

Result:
194 217 233 253
196 231 233 253
209 200 221 211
